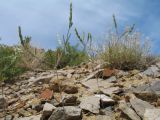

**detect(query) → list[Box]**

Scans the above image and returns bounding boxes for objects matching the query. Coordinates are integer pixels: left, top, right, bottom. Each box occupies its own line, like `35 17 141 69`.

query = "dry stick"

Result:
54 52 66 120
55 68 66 119
96 68 104 109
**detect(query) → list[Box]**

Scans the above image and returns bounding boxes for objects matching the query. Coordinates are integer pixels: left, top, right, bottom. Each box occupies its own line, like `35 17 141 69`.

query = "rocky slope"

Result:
1 62 160 120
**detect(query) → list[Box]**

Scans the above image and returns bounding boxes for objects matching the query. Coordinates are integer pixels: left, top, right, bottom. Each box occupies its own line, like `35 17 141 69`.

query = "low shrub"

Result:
0 45 26 81
101 15 154 70
44 45 88 69
18 27 45 70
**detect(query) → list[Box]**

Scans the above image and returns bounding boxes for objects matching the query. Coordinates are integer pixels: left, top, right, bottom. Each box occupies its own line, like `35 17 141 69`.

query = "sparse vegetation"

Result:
0 2 157 83
0 45 25 81
18 26 45 70
44 46 88 69
44 2 89 69
1 1 160 120
101 15 154 70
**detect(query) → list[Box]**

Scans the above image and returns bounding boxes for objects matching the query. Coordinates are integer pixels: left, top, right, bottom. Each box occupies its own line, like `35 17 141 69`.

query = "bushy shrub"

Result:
0 45 25 81
44 49 56 68
44 45 88 69
101 15 154 70
18 27 45 70
59 45 88 68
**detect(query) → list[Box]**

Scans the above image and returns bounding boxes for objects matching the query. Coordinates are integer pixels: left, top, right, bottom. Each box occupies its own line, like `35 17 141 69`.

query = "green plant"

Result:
75 28 92 52
59 45 88 68
44 46 88 69
18 26 45 70
44 49 56 68
101 15 153 70
46 1 89 69
0 45 25 81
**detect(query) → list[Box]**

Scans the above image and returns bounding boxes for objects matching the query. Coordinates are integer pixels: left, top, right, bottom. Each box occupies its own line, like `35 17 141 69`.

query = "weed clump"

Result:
101 15 154 70
0 45 26 81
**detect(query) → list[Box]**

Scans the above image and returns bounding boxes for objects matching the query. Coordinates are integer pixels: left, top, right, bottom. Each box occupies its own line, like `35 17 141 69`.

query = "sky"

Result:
0 0 160 53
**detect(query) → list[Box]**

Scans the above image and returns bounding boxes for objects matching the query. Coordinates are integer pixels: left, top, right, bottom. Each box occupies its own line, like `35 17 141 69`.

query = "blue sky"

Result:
0 0 160 53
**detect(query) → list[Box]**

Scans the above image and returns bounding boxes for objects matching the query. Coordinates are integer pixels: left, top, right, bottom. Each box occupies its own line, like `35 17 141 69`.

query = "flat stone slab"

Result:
119 100 141 120
101 87 123 96
95 94 115 106
130 97 155 118
79 96 100 114
142 66 160 77
81 78 113 92
144 109 160 120
48 106 82 120
130 79 160 100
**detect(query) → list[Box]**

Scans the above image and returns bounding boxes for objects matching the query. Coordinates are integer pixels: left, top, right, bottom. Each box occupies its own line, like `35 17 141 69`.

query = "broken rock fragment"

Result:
142 66 160 77
130 97 155 118
103 68 117 78
101 87 123 96
64 85 78 94
62 95 78 106
40 89 53 100
143 108 160 120
118 100 141 120
81 78 113 93
95 94 115 107
79 96 100 114
42 103 56 119
48 106 82 120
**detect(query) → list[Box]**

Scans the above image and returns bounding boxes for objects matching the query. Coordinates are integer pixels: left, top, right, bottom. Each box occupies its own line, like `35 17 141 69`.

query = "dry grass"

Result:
101 29 153 70
19 46 45 70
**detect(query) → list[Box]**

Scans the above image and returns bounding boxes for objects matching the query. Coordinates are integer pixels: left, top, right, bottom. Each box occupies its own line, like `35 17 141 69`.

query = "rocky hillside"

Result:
1 62 160 120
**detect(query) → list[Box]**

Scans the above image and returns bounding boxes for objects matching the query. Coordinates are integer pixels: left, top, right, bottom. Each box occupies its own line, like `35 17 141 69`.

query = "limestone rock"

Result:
106 76 117 83
119 100 141 120
42 103 56 119
79 96 100 114
131 79 160 101
101 87 123 96
144 109 160 120
130 97 155 117
81 78 113 93
95 94 115 107
62 95 78 106
48 106 82 120
142 66 160 77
